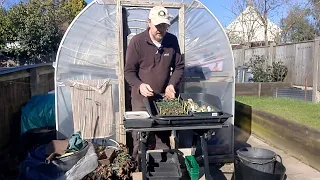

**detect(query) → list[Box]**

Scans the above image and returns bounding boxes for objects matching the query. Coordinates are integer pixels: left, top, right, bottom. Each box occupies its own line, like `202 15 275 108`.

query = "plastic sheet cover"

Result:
55 0 235 139
21 94 55 135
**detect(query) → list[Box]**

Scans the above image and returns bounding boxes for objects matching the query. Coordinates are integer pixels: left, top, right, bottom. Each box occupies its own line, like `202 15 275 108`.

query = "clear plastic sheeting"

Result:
56 1 118 81
55 0 119 139
184 1 233 73
126 7 179 43
55 0 235 141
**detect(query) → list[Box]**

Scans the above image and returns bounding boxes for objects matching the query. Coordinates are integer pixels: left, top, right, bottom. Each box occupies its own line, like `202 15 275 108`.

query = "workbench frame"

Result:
126 123 230 180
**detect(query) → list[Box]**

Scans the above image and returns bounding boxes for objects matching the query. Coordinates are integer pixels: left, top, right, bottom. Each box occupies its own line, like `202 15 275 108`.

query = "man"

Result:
124 6 185 160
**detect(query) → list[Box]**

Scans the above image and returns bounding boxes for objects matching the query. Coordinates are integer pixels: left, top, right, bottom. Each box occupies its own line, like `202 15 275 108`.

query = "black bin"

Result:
235 147 286 180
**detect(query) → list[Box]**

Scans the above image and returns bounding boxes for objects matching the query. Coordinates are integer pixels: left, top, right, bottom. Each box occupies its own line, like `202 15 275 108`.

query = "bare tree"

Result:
253 0 287 46
226 4 265 45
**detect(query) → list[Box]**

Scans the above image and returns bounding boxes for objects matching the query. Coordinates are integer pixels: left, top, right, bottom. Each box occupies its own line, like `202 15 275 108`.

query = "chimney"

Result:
246 0 254 7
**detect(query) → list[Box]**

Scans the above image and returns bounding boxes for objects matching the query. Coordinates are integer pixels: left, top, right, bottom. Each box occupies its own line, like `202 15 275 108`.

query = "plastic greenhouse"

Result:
54 0 235 164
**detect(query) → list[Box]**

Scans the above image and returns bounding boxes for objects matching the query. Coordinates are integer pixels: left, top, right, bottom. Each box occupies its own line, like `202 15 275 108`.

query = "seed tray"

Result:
152 94 192 117
123 118 155 128
123 111 155 128
180 93 224 117
124 111 150 119
143 93 232 124
146 151 182 180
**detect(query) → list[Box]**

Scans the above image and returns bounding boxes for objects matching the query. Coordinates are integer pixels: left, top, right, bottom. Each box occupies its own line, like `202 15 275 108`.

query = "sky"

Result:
83 0 245 27
83 0 300 28
83 0 241 27
3 0 307 28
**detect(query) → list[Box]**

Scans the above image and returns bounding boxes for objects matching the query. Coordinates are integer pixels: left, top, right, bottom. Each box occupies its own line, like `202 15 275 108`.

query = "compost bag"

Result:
21 94 55 135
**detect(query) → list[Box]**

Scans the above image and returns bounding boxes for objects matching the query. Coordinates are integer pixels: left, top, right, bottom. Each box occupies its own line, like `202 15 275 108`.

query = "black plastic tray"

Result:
146 93 224 117
153 116 231 125
147 151 182 180
147 151 179 163
123 118 154 128
143 93 232 125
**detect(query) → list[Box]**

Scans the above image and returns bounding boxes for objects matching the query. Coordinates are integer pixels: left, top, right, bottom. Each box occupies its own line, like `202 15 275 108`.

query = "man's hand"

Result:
165 84 176 99
139 83 154 97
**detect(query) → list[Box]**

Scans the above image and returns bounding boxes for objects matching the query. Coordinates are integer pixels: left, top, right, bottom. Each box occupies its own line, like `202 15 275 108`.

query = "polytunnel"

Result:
54 0 235 162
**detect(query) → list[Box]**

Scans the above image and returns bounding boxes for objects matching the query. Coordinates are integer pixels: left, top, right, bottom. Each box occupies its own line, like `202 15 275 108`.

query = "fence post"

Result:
269 42 276 66
241 46 247 66
312 37 320 102
30 68 40 97
258 83 261 97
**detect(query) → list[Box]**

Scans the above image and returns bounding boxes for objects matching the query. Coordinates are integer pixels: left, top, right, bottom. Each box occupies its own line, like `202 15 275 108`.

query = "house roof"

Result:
226 5 282 43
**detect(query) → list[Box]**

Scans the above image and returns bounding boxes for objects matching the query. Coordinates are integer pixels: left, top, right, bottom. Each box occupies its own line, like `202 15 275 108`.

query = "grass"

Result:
236 96 320 129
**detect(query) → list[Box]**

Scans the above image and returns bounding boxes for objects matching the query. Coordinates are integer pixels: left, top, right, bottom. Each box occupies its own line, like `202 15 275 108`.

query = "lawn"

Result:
236 96 320 129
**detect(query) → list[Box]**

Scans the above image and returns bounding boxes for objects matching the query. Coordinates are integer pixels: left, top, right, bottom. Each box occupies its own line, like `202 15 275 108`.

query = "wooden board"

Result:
70 79 114 140
236 82 292 97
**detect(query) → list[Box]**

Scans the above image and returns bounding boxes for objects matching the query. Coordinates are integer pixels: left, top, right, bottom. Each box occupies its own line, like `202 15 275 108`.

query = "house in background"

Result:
226 0 282 48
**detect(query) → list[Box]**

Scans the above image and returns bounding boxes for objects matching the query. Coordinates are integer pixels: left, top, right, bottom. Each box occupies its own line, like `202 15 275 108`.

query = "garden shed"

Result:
54 0 235 162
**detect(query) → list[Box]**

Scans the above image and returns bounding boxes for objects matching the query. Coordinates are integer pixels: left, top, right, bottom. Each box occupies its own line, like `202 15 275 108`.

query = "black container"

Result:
147 151 182 180
123 118 155 128
149 93 223 117
19 126 57 161
143 93 232 125
235 147 286 180
237 147 281 173
235 159 286 180
49 141 90 171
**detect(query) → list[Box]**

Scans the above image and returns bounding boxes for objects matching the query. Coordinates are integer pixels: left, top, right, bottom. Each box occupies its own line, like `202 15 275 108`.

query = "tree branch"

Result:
280 0 314 42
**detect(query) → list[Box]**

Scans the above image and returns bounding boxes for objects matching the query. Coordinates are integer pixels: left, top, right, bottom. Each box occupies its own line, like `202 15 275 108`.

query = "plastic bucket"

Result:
235 147 286 180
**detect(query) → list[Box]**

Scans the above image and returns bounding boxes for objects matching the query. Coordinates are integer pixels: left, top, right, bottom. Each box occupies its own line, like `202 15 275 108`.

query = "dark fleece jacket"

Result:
124 29 185 109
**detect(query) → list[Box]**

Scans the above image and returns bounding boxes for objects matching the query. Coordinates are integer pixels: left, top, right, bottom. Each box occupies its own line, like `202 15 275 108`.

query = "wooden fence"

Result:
0 64 54 152
235 82 293 97
233 38 320 101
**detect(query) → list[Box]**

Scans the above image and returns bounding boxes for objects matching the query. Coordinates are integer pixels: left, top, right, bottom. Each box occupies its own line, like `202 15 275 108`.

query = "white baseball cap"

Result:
149 6 171 26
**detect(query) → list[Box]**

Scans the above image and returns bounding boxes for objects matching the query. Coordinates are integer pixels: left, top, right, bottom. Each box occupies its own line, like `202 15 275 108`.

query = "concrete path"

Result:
242 133 320 180
197 128 320 180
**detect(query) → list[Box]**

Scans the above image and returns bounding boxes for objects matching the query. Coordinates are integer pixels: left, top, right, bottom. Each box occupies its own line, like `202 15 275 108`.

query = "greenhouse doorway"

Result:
121 2 185 112
120 2 186 154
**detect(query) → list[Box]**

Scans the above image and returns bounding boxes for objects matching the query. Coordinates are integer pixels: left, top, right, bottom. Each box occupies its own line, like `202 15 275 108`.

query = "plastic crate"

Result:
185 155 200 180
